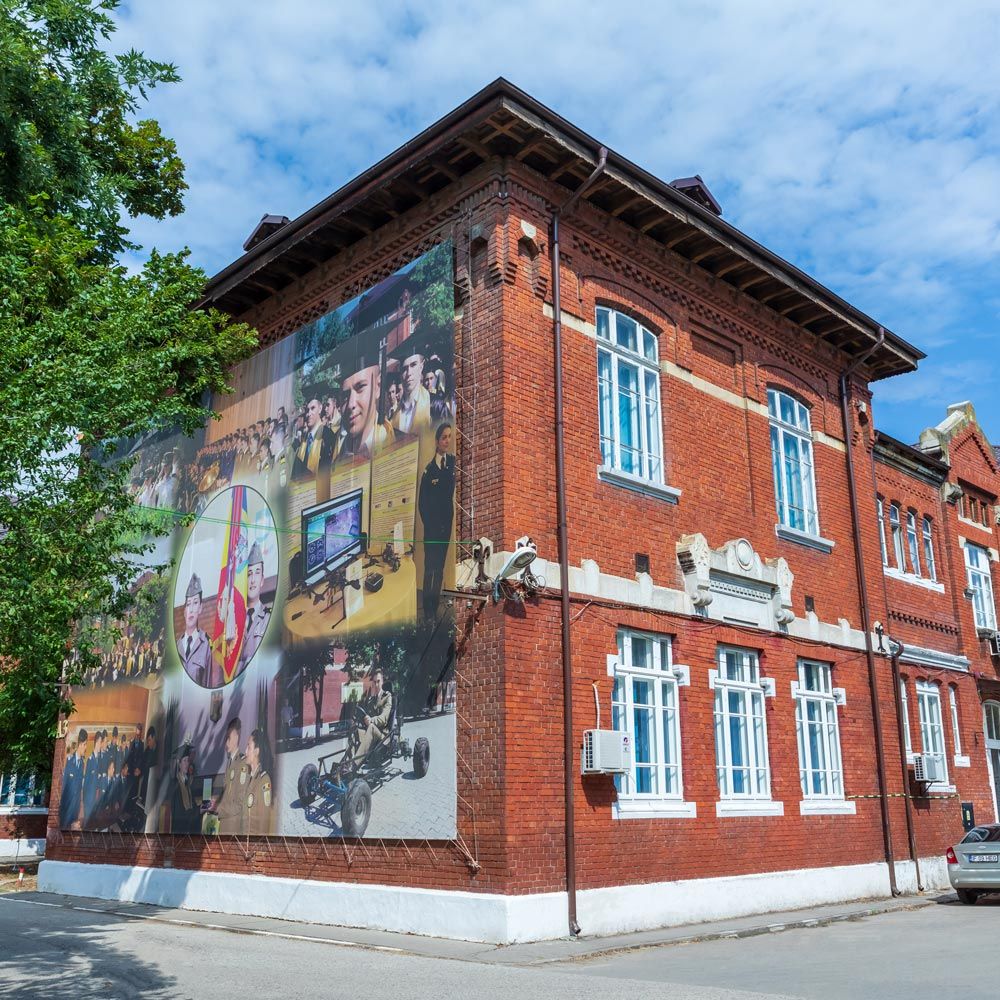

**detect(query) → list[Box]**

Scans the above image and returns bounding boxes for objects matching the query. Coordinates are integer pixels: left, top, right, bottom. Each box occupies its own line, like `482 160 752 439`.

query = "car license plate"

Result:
970 854 999 863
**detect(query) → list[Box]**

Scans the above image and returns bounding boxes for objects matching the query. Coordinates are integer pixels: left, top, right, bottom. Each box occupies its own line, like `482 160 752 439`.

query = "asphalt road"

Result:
0 896 784 1000
566 895 1000 1000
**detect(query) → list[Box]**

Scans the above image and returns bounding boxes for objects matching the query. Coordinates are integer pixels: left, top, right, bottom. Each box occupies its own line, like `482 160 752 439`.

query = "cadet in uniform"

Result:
59 730 87 829
417 423 455 619
242 728 274 835
177 573 213 686
237 542 271 672
352 668 393 763
214 717 250 835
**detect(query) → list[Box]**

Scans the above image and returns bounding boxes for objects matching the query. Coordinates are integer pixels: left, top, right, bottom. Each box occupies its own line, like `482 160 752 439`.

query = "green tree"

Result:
0 1 257 777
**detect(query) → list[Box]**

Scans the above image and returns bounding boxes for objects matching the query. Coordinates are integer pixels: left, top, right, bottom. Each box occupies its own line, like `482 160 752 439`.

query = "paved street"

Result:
0 895 781 1000
275 712 456 839
565 895 1000 1000
0 889 997 999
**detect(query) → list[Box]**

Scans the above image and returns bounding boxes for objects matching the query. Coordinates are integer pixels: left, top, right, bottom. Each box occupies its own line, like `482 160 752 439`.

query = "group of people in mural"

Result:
59 724 157 832
62 243 459 841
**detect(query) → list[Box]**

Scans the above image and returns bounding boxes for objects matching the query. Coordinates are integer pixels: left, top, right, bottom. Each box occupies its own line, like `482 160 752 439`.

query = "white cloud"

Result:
110 0 1000 433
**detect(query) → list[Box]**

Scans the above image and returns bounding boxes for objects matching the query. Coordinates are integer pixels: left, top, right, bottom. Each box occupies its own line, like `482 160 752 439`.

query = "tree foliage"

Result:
0 1 257 777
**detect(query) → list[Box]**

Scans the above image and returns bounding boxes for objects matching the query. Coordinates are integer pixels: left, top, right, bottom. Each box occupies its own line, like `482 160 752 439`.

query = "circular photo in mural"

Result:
173 486 278 688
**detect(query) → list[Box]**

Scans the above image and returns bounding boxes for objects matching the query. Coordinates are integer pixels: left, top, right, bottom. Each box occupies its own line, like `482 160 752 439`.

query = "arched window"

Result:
595 307 662 484
922 516 937 581
888 503 905 570
767 389 819 536
906 510 922 576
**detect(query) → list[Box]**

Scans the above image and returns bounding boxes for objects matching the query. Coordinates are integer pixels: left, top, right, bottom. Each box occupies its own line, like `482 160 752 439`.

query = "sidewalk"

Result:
0 888 948 966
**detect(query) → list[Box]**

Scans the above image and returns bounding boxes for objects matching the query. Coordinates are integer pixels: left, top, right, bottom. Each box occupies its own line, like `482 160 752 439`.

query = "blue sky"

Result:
114 0 1000 445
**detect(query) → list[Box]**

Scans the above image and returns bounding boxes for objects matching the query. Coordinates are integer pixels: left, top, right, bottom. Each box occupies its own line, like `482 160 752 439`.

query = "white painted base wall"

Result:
0 838 45 860
38 856 948 944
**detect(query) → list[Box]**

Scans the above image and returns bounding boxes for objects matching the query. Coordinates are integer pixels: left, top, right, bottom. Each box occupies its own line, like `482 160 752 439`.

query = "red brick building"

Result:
39 80 1000 941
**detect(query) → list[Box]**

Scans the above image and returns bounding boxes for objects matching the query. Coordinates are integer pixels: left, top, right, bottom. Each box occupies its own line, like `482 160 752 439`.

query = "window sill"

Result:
597 466 681 505
774 524 834 554
800 798 856 816
883 567 945 593
716 799 784 817
0 806 48 815
613 799 697 820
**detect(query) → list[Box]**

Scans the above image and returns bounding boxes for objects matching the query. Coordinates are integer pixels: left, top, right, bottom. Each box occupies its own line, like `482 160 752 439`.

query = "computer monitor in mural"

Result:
301 488 364 586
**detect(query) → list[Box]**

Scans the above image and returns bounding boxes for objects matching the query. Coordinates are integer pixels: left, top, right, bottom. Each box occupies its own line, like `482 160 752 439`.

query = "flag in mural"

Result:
211 486 249 685
61 242 458 841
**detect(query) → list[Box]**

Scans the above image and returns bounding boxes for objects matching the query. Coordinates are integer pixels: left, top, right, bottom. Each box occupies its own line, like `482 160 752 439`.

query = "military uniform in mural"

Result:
217 752 251 835
352 682 393 763
238 541 271 672
243 766 274 835
177 573 214 685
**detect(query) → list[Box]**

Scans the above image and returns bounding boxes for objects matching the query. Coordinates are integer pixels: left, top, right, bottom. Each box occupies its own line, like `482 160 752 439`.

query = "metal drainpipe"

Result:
887 636 923 890
838 327 899 895
550 146 608 937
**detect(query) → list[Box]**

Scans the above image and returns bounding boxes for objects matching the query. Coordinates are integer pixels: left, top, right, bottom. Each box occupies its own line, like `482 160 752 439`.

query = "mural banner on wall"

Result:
61 242 458 840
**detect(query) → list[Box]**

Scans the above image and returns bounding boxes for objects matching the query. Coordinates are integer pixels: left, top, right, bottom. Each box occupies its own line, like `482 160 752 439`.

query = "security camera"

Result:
496 536 537 581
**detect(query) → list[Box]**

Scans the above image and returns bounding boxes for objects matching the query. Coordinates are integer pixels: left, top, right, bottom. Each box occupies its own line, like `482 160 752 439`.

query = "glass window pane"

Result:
643 330 657 361
779 392 796 426
616 313 638 352
596 307 610 340
617 360 640 475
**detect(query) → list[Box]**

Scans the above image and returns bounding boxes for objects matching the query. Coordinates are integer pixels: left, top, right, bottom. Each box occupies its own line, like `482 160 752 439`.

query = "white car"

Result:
946 825 1000 904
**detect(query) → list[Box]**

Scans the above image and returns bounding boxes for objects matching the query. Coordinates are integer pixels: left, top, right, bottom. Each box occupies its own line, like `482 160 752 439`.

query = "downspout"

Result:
887 635 923 890
550 146 608 937
839 327 899 895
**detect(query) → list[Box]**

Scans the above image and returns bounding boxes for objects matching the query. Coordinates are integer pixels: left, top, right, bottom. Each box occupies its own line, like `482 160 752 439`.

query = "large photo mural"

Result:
60 242 458 840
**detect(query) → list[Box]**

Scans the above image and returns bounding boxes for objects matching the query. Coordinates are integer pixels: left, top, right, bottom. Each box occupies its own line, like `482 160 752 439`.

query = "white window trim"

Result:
916 680 950 789
949 686 963 757
877 497 888 566
905 510 922 577
883 565 946 594
889 503 906 571
900 680 914 762
799 799 856 815
768 389 822 539
922 516 937 582
596 307 664 488
793 662 847 804
964 541 998 632
611 630 689 808
712 647 775 805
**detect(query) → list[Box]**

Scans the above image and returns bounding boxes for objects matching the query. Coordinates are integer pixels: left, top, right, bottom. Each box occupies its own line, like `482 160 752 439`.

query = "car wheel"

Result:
413 737 430 778
297 763 319 805
341 779 372 837
957 888 979 905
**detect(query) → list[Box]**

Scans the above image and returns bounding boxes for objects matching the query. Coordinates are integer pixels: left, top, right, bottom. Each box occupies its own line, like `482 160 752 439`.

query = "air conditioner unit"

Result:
581 729 631 775
912 753 947 784
989 633 1000 658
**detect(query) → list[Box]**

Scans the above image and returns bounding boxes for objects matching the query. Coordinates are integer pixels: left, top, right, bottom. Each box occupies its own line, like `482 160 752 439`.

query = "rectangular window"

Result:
917 681 948 784
965 543 997 631
949 687 962 757
768 390 819 535
906 511 921 576
889 503 905 570
922 517 937 581
900 680 913 756
794 661 844 799
611 630 681 799
714 647 770 799
876 498 888 566
596 307 663 484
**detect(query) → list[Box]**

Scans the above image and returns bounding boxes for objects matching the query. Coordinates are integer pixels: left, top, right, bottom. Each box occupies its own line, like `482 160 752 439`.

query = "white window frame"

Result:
922 517 937 581
900 679 913 759
713 647 780 815
916 680 949 787
767 389 820 537
906 511 922 577
596 307 663 486
985 701 1000 823
889 503 905 570
794 662 847 810
948 686 964 760
0 771 46 814
611 630 693 817
876 497 889 566
965 542 997 632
